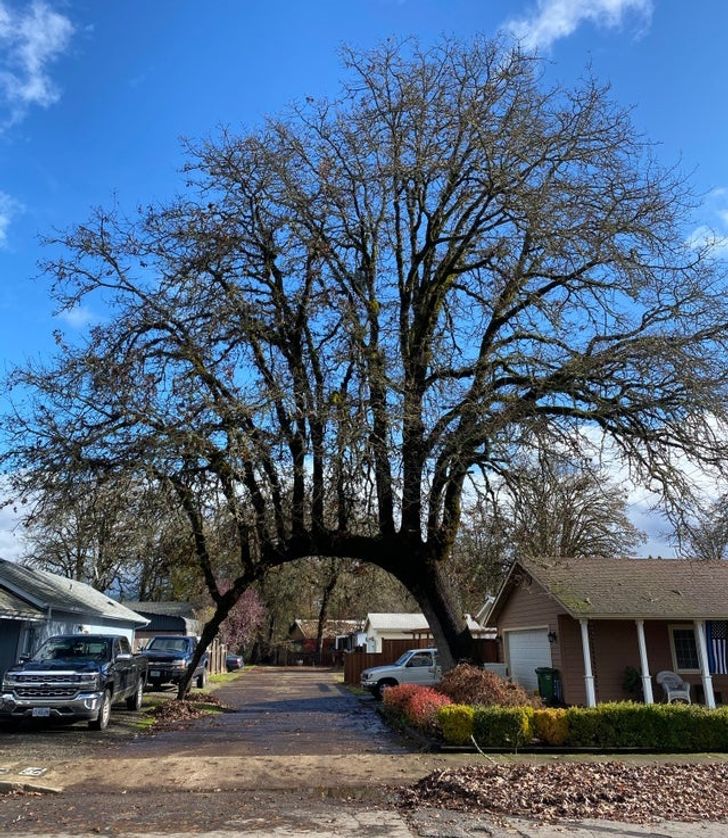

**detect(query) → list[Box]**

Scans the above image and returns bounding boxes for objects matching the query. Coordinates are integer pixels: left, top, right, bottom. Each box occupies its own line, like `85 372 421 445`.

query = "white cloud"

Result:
688 188 728 259
0 0 74 126
0 189 21 246
505 0 653 52
56 304 95 329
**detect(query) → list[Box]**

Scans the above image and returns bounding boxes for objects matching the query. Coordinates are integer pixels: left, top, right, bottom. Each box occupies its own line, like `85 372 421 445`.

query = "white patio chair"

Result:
656 670 692 704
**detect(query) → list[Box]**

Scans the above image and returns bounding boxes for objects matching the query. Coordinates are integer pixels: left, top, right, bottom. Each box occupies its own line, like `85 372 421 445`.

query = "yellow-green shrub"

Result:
438 704 475 745
472 705 534 749
533 708 569 745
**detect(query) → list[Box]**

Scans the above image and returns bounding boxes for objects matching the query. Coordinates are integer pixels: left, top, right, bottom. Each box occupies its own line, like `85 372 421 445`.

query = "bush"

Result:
404 687 452 731
382 684 421 715
439 664 540 707
565 703 728 750
533 708 569 745
382 684 451 731
438 704 475 745
472 705 534 749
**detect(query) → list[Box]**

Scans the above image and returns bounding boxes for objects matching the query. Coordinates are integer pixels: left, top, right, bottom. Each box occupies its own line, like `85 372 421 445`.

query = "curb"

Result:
0 779 62 795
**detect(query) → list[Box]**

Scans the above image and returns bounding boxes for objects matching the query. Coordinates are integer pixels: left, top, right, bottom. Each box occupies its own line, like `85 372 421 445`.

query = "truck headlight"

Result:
172 660 187 668
78 673 98 685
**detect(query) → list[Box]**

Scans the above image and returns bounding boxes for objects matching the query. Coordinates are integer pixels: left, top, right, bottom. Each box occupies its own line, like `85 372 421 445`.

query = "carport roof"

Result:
0 587 44 621
0 558 149 626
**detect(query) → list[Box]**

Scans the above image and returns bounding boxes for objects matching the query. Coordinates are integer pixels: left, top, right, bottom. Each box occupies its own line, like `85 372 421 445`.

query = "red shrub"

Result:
438 664 540 707
382 683 421 714
404 687 452 730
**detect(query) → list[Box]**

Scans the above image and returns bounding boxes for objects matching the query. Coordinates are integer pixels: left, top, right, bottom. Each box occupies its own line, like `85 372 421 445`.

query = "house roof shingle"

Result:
493 556 728 621
0 559 149 626
0 587 45 621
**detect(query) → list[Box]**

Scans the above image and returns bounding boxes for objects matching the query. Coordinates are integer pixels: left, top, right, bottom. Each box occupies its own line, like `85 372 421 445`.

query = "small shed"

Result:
0 558 149 679
122 601 202 648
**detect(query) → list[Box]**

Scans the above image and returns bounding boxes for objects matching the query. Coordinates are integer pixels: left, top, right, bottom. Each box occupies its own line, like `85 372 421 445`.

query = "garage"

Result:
505 628 552 693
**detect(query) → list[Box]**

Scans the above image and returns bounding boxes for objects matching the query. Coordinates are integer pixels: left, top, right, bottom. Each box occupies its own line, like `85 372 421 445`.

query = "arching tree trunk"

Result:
381 546 474 671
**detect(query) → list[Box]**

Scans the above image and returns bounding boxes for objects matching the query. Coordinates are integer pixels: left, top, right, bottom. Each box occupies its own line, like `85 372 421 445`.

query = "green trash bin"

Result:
535 667 562 704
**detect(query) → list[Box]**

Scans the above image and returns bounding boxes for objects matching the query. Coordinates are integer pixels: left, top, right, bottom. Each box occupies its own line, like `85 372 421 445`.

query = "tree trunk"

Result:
176 598 234 699
315 572 338 664
395 555 474 671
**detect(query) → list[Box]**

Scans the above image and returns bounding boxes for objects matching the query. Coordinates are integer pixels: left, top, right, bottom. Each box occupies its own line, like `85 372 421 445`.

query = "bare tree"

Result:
508 453 646 560
4 38 728 690
672 493 728 561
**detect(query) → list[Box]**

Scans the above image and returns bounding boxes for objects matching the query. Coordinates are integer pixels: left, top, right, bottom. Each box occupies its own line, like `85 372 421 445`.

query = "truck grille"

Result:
15 686 78 699
16 674 79 683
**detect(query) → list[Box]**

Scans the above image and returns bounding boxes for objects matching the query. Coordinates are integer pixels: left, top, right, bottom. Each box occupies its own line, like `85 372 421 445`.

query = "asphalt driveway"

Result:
128 665 406 758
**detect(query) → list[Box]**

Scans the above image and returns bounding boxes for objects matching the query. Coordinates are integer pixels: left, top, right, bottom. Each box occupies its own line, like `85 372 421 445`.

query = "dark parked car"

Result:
226 653 244 672
141 636 208 689
0 634 147 730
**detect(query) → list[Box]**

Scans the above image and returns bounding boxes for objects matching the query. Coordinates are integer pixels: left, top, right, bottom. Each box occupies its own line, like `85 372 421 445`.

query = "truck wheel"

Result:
89 689 112 731
196 668 207 689
375 679 397 701
126 680 143 711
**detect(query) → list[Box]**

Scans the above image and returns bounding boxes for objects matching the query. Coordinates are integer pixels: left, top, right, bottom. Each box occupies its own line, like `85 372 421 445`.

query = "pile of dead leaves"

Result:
401 761 728 822
149 700 209 726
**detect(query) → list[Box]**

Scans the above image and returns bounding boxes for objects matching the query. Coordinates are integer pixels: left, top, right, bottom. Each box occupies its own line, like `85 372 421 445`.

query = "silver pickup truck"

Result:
0 634 147 731
360 647 442 699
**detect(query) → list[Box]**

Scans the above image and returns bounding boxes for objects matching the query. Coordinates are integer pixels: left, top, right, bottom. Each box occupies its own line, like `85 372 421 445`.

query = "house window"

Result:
670 625 700 672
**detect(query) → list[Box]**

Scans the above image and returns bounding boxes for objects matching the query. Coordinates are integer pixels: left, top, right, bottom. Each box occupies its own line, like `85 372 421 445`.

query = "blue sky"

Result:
1 0 727 557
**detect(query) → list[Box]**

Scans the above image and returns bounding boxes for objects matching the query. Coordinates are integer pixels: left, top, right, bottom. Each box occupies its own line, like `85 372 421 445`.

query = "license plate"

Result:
32 707 51 718
150 670 160 678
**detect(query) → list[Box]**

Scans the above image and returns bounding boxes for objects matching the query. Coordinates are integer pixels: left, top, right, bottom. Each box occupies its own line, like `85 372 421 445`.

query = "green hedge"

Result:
438 701 728 751
472 705 534 749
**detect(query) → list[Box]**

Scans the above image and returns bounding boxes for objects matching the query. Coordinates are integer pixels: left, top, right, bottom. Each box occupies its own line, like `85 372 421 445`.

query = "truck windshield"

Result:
32 637 112 662
393 652 413 666
146 638 190 653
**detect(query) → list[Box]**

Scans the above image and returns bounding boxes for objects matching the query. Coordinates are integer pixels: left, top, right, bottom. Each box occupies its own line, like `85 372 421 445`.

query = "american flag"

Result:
708 621 728 675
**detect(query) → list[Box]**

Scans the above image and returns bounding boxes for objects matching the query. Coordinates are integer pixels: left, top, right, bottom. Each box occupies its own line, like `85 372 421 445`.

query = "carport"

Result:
0 588 45 679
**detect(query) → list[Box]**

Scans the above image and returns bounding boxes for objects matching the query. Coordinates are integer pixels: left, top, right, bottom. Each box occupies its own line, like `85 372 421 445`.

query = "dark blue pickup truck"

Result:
0 634 147 730
141 636 208 690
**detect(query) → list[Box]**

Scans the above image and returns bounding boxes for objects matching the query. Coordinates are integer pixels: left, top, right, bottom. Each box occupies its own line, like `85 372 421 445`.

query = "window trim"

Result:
668 623 701 674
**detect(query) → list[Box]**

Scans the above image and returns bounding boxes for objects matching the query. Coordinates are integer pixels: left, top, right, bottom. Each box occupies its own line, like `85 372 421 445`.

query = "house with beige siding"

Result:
487 557 728 708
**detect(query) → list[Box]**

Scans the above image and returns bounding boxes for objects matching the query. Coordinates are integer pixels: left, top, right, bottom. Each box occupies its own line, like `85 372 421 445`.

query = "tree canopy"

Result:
4 37 728 675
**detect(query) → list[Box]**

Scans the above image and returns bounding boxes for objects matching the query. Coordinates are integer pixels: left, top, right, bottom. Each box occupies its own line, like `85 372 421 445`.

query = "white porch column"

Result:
695 620 716 709
635 620 654 705
580 618 597 707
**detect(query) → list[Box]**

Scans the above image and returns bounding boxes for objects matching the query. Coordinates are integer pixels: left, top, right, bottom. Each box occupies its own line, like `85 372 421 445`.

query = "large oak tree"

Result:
4 38 728 691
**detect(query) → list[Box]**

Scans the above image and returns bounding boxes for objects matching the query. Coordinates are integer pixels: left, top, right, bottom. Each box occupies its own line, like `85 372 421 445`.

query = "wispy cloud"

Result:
0 189 22 246
687 188 728 259
504 0 653 52
56 304 95 329
0 0 74 127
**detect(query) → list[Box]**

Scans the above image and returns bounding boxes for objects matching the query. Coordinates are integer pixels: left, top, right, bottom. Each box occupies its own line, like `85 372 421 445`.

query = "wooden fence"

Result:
344 636 500 685
206 637 228 675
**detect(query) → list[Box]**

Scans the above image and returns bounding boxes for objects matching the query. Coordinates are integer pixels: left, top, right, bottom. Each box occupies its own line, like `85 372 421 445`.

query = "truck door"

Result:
405 651 436 684
113 637 130 696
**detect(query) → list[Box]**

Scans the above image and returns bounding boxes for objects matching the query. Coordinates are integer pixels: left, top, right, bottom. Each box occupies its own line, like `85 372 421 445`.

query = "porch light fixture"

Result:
548 631 558 644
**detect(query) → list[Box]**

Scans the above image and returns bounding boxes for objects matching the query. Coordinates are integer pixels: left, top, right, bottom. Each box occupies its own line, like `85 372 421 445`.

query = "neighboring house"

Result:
363 612 491 652
487 556 728 708
0 558 149 680
122 601 202 648
288 619 363 652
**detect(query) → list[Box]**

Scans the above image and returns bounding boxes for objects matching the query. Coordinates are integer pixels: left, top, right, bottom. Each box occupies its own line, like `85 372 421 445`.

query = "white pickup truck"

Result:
360 648 441 699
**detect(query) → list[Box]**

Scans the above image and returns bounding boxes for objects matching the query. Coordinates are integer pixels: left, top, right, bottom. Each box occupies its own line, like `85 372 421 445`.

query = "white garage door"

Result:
506 629 552 693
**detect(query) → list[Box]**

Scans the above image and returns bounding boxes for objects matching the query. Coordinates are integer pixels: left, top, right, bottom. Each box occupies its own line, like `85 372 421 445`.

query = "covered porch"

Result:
556 615 728 708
